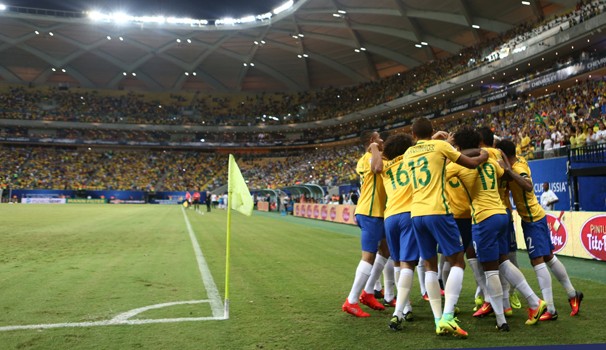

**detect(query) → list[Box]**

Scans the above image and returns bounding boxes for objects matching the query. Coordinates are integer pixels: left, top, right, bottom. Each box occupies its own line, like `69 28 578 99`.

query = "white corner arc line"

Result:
181 207 225 318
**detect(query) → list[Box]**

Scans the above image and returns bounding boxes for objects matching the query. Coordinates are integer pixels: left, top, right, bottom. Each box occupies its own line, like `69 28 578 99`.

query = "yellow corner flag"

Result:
225 154 253 319
228 154 253 216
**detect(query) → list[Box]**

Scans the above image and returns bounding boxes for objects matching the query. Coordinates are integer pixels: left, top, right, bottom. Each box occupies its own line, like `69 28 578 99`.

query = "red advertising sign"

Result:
329 206 337 221
580 215 606 261
546 212 567 254
320 205 328 220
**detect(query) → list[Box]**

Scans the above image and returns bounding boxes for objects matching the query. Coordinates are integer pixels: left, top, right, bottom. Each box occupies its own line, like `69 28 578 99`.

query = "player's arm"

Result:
504 167 533 192
368 142 383 173
455 149 489 169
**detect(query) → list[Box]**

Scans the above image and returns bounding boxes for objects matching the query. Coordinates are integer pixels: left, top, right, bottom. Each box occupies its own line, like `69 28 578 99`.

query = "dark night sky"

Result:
8 0 287 19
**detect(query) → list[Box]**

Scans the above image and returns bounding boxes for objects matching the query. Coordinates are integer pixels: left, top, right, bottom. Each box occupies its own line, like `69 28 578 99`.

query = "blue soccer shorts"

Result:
472 214 509 263
384 212 419 262
412 214 463 260
356 214 385 253
521 216 554 259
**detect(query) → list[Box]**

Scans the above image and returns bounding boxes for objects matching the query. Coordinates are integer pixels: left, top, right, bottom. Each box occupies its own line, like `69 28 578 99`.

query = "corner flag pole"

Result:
225 164 233 320
224 154 253 320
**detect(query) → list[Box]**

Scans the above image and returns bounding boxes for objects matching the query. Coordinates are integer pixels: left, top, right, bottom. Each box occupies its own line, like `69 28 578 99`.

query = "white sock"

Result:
468 258 488 302
499 260 539 308
417 259 427 295
443 266 464 315
364 255 387 294
347 261 372 304
485 270 505 326
442 261 451 285
394 269 414 319
437 255 445 285
534 263 554 312
374 279 382 292
394 265 401 286
425 271 442 319
384 258 395 301
500 272 511 310
546 256 576 298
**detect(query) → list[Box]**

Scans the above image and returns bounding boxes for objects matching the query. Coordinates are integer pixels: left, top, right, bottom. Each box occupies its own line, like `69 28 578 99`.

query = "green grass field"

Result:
0 204 604 349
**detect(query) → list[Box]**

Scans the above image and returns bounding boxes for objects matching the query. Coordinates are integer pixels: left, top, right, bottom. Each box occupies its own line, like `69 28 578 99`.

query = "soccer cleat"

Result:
374 289 384 299
496 323 510 332
389 315 403 331
422 292 429 301
525 299 547 325
403 311 414 322
342 299 370 318
383 298 397 307
360 290 385 310
510 291 522 309
569 291 584 316
473 296 484 311
504 307 513 317
473 302 494 318
440 289 445 296
438 317 468 339
539 310 559 321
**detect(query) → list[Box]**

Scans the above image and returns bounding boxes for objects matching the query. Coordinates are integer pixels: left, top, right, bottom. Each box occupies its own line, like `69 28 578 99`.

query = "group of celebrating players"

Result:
341 117 583 338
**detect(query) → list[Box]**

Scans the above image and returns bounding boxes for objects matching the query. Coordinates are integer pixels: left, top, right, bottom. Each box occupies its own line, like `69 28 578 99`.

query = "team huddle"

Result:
342 118 583 338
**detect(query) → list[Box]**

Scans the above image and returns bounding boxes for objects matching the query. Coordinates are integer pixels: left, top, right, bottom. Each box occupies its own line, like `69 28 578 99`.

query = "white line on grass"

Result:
180 206 224 317
0 206 225 332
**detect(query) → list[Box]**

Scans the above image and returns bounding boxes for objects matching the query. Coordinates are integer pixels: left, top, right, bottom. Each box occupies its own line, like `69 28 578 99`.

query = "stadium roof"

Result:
0 0 578 92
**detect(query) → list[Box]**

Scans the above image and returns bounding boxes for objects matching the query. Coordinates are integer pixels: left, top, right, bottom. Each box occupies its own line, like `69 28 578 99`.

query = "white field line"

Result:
0 207 225 332
180 206 224 317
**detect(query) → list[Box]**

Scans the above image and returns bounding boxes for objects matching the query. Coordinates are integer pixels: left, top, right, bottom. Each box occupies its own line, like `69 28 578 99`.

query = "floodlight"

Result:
472 24 480 29
421 41 428 45
216 17 236 25
239 15 255 23
521 1 531 5
415 44 422 48
273 0 293 15
112 12 132 25
0 4 7 11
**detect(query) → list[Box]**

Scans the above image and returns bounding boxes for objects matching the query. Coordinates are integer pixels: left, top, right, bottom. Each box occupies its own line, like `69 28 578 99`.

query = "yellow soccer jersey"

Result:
508 157 545 222
445 176 472 219
446 158 506 224
381 155 412 219
484 146 512 210
403 140 461 217
354 152 386 217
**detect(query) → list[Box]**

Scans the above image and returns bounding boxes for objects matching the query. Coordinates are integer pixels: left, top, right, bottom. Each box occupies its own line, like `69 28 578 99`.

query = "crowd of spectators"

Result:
0 147 224 192
0 1 603 131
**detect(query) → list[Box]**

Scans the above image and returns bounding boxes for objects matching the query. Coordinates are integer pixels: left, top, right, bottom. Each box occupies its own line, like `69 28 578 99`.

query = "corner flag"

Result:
228 154 253 216
225 154 253 319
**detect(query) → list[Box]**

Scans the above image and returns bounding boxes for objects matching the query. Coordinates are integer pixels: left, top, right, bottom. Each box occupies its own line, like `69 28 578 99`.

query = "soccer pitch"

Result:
0 204 604 349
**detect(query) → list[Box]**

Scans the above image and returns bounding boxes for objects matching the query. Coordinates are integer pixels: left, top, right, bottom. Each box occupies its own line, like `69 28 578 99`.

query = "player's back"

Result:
448 158 506 224
381 154 412 218
404 139 461 217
